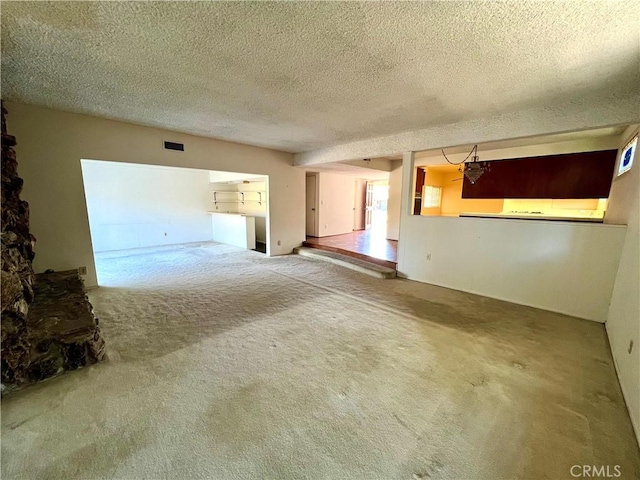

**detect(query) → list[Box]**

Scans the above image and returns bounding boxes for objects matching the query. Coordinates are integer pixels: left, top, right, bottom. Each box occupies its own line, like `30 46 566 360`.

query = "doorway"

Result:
365 180 389 234
305 173 318 237
81 160 271 284
302 173 397 268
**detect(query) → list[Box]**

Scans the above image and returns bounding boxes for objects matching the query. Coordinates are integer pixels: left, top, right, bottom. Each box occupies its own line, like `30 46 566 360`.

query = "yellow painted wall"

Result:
440 172 504 215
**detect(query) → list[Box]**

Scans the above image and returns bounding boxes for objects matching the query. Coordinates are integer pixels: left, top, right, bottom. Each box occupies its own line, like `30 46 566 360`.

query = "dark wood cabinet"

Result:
413 167 425 214
462 150 617 199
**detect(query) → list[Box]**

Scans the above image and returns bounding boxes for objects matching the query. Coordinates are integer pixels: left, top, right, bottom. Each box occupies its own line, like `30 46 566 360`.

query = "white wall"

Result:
398 214 625 322
6 102 305 287
317 172 357 237
387 161 402 240
605 125 640 443
81 161 213 252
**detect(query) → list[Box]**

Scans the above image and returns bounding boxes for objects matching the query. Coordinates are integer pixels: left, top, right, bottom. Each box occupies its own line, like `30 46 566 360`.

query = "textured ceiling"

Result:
376 126 628 160
2 1 638 153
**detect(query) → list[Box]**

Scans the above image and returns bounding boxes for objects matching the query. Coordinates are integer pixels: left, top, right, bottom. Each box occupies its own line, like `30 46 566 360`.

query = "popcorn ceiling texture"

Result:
1 1 638 156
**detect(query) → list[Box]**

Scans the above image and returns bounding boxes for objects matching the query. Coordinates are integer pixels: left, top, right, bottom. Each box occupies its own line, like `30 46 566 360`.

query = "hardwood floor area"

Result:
303 230 398 269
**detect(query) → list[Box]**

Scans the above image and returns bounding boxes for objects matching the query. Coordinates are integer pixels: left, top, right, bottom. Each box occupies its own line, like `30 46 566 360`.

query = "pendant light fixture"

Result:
441 144 490 184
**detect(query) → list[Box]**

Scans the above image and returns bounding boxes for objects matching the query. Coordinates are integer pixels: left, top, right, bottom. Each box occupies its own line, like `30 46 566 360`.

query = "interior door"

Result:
353 180 366 230
364 181 374 230
305 175 318 237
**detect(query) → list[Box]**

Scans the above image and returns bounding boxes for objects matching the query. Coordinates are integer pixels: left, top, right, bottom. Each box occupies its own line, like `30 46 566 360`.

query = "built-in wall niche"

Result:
208 179 268 244
209 180 267 211
212 190 265 206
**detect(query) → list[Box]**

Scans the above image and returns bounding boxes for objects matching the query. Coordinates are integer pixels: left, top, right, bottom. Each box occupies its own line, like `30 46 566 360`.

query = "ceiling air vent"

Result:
164 141 184 151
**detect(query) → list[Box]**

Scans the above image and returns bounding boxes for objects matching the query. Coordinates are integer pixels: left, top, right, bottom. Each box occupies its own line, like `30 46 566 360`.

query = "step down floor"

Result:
294 247 396 279
302 240 397 270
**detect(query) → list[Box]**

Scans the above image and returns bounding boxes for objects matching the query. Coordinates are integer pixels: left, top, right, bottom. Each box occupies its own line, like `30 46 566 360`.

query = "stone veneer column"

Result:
1 102 37 385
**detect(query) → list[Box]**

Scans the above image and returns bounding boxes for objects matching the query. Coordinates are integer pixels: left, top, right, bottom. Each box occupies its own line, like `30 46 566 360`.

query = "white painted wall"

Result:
605 125 640 443
81 161 212 252
210 213 256 250
398 214 626 322
209 171 264 183
317 172 357 237
387 161 402 241
6 102 305 287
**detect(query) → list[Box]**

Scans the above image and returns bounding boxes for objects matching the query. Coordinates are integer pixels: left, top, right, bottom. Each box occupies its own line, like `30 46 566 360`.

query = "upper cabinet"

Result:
462 150 618 199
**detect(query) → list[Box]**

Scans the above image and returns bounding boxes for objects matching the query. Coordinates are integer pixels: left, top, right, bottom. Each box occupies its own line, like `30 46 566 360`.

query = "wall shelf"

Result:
213 191 266 206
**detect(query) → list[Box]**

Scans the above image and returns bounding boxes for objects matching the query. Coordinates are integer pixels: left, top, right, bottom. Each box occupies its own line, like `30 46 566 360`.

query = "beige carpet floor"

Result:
2 242 639 479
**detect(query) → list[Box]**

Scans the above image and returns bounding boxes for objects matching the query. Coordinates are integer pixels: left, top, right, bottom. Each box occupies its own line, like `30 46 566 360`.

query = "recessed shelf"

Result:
213 191 266 206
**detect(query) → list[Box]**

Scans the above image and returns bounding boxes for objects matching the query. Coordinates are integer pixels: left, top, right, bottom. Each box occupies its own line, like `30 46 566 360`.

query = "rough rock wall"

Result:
1 103 106 391
1 102 37 385
26 270 106 383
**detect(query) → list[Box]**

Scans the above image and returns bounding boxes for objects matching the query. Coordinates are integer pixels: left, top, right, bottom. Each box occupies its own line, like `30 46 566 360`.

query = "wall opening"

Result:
80 160 270 284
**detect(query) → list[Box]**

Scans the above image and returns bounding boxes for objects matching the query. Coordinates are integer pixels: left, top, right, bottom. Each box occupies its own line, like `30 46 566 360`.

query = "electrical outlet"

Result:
277 240 281 246
426 253 432 261
78 266 87 275
629 340 634 354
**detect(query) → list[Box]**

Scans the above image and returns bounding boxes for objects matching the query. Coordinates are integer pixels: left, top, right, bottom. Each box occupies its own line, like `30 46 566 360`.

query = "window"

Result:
423 186 442 208
618 136 637 176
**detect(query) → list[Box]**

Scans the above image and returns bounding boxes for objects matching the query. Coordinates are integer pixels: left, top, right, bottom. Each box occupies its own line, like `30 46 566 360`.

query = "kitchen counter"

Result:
459 212 604 223
207 211 256 249
206 211 249 216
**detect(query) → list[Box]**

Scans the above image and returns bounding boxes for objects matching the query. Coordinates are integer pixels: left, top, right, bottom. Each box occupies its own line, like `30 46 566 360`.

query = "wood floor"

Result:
303 230 398 269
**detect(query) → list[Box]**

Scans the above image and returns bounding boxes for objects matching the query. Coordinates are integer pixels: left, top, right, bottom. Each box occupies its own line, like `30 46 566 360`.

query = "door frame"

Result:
305 173 319 237
364 181 375 230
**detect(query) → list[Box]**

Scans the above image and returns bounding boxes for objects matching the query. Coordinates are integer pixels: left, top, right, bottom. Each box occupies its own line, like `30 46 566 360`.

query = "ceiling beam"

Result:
294 93 640 166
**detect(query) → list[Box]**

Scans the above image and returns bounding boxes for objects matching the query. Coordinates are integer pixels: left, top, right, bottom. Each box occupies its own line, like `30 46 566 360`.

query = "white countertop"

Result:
459 212 604 223
206 211 252 217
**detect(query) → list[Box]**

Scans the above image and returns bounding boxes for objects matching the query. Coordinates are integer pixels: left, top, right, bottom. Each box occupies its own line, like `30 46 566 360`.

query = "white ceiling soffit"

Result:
2 2 638 157
305 162 390 180
208 171 266 184
412 127 626 165
364 126 627 162
418 126 627 157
